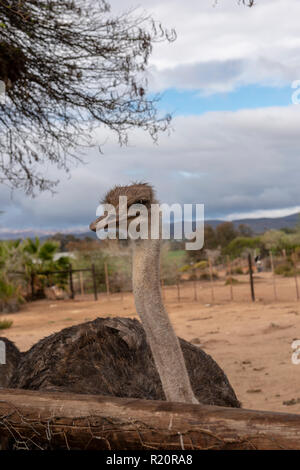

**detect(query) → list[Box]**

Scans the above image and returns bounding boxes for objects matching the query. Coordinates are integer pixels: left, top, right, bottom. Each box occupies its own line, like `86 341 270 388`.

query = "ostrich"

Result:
1 183 240 409
90 183 200 404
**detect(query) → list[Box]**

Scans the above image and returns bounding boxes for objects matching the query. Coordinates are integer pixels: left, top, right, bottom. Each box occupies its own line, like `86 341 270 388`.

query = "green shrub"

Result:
188 273 198 281
0 319 13 330
0 277 23 312
200 272 219 281
179 264 192 273
194 260 208 270
224 236 261 258
225 277 239 285
0 278 17 301
232 267 243 275
275 262 294 277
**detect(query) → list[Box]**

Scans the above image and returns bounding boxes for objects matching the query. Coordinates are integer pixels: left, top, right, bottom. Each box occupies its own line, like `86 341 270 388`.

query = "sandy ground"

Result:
1 271 300 414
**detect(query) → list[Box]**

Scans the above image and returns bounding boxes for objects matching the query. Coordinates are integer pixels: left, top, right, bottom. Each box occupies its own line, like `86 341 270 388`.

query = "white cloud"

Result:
111 0 300 93
225 206 300 221
1 0 300 232
1 105 300 230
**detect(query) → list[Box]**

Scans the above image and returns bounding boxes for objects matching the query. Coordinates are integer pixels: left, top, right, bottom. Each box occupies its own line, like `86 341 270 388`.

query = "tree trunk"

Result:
0 389 300 450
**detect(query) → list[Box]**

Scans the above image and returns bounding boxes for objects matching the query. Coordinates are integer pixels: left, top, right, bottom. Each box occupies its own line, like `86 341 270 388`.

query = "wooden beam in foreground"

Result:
0 389 300 450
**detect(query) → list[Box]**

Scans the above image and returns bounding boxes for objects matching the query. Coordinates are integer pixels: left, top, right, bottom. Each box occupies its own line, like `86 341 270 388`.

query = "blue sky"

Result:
157 85 294 116
1 0 300 235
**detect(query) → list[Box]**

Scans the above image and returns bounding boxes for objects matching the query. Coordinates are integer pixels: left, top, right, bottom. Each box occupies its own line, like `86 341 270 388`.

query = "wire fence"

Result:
161 252 300 304
7 252 300 305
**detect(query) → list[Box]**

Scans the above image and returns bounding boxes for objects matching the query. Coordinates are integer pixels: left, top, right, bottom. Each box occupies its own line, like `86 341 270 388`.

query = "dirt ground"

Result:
1 271 300 414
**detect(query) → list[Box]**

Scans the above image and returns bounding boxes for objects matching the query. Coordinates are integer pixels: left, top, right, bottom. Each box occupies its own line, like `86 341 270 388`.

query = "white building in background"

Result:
53 252 77 262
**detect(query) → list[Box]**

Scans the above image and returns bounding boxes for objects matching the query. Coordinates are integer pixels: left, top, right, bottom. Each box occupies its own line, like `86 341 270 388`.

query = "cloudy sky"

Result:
1 0 300 234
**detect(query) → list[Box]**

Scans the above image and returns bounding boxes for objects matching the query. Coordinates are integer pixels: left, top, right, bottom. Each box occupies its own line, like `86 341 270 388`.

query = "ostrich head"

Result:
89 182 157 235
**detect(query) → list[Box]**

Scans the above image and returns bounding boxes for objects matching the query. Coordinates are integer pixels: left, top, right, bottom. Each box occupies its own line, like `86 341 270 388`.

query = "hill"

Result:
0 212 299 240
207 212 300 233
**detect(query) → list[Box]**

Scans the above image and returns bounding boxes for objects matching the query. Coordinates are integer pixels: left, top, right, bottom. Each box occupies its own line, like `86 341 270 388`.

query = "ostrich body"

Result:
0 183 240 408
7 317 239 407
0 337 20 388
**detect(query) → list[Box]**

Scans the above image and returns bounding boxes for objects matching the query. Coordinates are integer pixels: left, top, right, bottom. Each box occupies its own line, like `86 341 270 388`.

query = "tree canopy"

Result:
0 0 175 194
0 0 254 195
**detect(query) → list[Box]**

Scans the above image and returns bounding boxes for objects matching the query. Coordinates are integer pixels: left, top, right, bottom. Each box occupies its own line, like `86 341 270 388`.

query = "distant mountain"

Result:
206 212 300 233
0 228 95 241
170 212 300 237
0 212 299 240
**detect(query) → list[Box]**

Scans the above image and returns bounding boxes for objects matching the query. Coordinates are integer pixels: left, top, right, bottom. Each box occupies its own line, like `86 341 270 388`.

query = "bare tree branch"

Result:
0 1 175 195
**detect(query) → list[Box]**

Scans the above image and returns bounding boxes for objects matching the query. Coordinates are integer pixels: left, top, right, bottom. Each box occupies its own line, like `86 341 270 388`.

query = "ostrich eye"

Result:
128 199 149 210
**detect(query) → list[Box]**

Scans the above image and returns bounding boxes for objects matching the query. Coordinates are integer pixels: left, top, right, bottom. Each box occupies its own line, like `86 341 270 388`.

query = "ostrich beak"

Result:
90 211 131 233
89 214 112 232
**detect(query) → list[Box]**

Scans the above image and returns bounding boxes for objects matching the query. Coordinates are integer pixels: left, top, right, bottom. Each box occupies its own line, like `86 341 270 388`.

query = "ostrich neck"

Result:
132 238 198 404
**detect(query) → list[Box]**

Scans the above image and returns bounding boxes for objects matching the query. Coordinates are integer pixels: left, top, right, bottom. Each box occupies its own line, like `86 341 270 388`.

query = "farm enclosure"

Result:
1 271 300 415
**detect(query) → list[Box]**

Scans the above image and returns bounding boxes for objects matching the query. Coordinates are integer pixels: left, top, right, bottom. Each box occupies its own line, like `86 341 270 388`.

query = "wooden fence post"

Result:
208 257 215 302
292 254 300 301
270 251 278 301
104 262 110 298
248 253 255 302
79 271 84 296
226 255 233 301
91 264 98 301
176 275 181 303
193 275 198 301
30 272 35 299
69 264 75 300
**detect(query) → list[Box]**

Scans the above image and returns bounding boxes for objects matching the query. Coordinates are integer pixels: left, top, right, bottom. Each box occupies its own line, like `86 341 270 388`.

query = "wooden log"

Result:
1 389 300 450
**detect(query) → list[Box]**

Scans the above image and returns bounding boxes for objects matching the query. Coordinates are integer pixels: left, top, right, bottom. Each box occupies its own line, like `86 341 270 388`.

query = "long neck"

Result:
132 238 198 404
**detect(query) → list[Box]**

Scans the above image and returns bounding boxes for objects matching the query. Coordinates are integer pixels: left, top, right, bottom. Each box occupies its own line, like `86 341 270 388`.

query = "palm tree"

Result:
0 240 24 312
23 238 70 293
